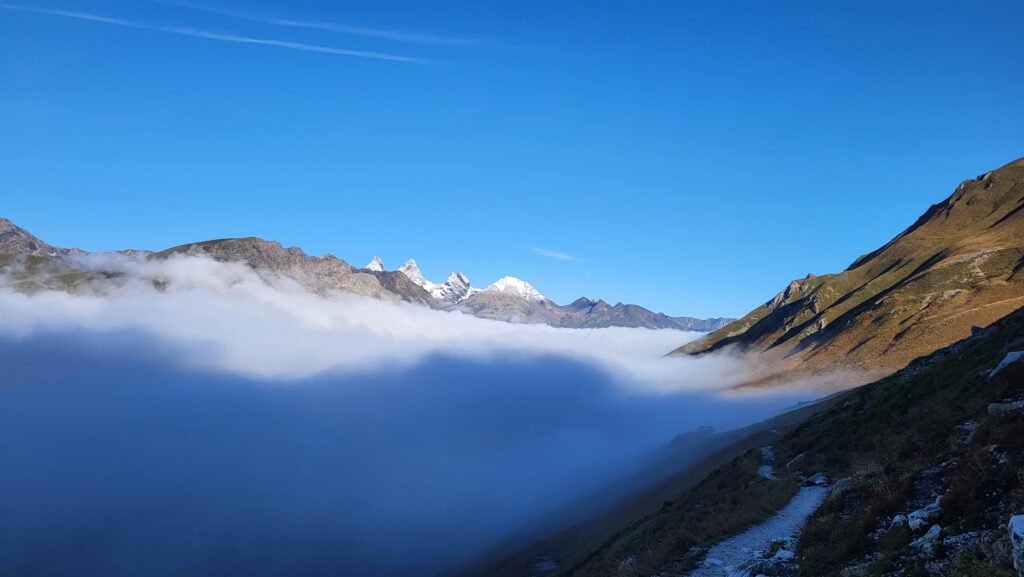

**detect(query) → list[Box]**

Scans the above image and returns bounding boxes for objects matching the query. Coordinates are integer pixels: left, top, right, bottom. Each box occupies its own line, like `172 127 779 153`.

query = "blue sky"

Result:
1 0 1022 318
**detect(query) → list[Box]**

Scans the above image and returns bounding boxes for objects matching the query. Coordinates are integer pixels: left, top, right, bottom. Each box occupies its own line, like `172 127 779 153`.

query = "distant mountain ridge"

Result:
0 219 729 332
675 156 1024 387
364 255 731 331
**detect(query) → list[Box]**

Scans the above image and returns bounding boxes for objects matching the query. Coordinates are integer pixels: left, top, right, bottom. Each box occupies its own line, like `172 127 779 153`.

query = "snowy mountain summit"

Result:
398 259 429 287
396 259 477 305
365 256 385 272
392 259 547 306
483 276 546 302
435 272 476 304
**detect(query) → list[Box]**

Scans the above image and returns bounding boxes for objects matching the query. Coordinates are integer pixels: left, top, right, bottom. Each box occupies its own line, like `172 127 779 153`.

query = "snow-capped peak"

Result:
485 276 546 301
431 271 475 304
365 256 385 272
396 261 543 304
446 271 470 289
398 259 431 289
397 259 478 304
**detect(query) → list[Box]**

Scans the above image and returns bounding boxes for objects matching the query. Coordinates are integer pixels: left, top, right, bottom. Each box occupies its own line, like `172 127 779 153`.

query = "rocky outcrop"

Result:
0 218 78 257
364 269 436 306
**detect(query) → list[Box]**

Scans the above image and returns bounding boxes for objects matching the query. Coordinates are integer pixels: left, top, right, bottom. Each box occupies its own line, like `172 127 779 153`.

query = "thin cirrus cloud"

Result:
162 0 479 47
0 3 437 64
529 246 584 262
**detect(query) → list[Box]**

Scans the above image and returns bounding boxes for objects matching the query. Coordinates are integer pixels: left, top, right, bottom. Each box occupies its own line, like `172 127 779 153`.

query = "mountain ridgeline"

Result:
676 156 1024 388
0 219 729 332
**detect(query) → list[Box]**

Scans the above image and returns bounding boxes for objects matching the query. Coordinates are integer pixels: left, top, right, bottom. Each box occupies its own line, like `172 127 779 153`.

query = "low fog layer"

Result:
1 254 755 390
0 255 813 576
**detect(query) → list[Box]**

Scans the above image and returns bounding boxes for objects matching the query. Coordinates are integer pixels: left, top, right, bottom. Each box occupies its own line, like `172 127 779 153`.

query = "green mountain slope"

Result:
675 157 1024 388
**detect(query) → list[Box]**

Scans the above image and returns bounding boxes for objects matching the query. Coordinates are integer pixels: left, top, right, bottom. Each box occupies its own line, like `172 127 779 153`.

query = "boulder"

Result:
1010 515 1024 577
773 549 795 561
909 501 942 531
990 351 1024 378
912 524 942 555
803 472 829 487
989 400 1024 416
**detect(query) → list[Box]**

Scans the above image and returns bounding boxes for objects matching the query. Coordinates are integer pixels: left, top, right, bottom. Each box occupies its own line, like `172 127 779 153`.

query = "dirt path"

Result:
683 484 828 577
921 295 1024 325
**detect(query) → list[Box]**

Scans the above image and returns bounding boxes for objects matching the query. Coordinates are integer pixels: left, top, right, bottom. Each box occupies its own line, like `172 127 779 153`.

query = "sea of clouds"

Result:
0 254 817 576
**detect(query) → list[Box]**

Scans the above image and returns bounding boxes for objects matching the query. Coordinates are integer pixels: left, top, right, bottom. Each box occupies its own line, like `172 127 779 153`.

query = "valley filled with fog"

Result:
0 255 816 576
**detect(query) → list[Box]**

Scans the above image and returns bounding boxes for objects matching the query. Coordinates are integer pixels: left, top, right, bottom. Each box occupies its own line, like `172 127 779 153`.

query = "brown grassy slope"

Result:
675 157 1024 388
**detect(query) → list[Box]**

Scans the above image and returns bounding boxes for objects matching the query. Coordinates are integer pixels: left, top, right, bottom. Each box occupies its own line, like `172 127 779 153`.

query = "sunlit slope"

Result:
675 156 1024 387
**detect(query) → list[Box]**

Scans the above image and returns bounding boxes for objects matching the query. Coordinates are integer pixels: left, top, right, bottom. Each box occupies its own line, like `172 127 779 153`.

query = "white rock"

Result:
1010 515 1024 576
773 549 795 560
908 503 941 531
911 524 942 556
808 473 829 486
990 351 1024 378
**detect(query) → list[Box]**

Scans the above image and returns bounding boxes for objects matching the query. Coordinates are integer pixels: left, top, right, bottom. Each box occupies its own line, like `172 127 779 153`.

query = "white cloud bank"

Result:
0 253 822 577
0 253 753 392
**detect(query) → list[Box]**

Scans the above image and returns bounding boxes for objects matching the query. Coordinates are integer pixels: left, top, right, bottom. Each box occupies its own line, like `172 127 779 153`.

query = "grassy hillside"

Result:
676 157 1024 389
566 306 1024 576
